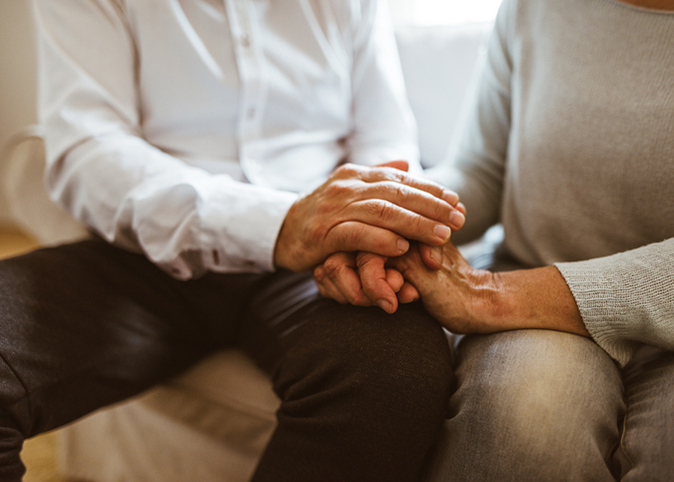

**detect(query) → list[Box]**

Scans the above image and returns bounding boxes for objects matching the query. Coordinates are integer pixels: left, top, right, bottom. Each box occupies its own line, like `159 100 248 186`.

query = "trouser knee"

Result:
434 330 622 482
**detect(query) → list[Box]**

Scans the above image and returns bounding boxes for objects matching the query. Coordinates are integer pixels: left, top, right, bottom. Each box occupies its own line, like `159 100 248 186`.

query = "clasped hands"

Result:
274 161 588 337
274 161 496 334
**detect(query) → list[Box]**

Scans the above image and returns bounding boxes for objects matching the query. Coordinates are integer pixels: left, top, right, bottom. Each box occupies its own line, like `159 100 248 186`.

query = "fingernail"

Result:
397 238 409 253
443 191 459 205
434 224 451 241
377 300 393 313
449 211 465 229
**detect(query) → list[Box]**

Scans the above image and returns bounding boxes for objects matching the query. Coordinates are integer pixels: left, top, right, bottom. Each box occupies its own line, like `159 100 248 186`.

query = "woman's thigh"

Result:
614 345 674 481
429 330 624 482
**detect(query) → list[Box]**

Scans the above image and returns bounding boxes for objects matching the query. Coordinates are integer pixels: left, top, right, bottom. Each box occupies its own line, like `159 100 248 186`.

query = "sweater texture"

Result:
430 0 674 365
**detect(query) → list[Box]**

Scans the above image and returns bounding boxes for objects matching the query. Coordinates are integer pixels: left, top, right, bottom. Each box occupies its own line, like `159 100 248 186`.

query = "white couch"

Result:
1 20 491 482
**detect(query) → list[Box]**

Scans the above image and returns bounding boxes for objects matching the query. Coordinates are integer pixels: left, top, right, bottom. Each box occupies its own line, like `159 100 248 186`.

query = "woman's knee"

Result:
435 330 622 481
618 347 674 481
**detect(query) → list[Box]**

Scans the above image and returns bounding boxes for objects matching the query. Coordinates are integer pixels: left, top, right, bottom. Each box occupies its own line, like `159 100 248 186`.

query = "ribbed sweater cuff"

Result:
554 261 637 366
555 238 674 367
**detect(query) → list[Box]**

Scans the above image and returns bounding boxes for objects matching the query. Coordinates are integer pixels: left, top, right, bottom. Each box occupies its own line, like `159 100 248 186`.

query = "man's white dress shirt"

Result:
34 0 419 278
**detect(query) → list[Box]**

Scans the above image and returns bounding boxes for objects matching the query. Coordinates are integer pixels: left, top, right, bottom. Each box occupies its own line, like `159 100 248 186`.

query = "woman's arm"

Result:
390 238 674 366
388 243 588 337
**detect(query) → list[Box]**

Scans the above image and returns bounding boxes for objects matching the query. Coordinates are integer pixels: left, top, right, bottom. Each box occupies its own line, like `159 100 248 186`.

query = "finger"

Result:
323 253 373 306
314 265 349 304
325 222 410 258
343 199 453 246
366 180 461 226
457 202 467 215
388 247 427 290
397 282 420 304
420 244 443 270
385 268 405 293
375 160 409 172
364 181 464 228
358 165 460 206
357 252 398 314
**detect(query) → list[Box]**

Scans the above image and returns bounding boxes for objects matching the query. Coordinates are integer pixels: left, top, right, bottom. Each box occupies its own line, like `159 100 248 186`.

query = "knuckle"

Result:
356 251 379 269
334 163 359 179
353 294 371 306
431 198 451 221
367 200 394 222
391 183 411 206
313 265 326 282
324 180 350 199
323 257 344 278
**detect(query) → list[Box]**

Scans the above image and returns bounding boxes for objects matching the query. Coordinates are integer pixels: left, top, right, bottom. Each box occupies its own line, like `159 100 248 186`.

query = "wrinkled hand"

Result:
314 203 465 313
274 162 464 272
388 243 499 334
388 243 590 337
314 245 440 313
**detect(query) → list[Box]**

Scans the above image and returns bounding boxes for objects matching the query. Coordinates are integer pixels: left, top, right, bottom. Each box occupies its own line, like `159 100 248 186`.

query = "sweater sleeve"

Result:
556 238 674 366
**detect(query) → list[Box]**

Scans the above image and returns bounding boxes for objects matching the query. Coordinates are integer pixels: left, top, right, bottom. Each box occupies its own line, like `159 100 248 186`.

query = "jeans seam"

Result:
618 396 635 481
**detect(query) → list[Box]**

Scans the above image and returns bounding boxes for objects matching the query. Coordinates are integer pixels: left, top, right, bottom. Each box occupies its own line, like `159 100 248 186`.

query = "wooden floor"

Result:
0 227 67 482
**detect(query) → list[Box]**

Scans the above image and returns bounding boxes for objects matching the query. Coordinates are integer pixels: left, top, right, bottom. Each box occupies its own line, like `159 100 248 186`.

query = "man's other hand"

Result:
274 162 464 272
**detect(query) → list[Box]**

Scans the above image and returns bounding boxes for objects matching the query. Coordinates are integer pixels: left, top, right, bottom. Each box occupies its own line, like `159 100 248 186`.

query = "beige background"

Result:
0 0 38 225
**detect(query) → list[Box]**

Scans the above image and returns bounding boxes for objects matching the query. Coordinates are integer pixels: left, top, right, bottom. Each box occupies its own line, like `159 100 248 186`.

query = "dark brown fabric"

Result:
0 240 453 481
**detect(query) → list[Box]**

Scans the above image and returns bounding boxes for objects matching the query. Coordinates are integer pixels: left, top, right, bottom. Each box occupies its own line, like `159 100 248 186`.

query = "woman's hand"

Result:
388 243 591 336
387 243 499 332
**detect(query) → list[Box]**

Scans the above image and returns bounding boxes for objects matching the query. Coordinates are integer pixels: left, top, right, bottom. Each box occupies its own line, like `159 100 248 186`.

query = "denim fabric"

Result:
428 328 674 481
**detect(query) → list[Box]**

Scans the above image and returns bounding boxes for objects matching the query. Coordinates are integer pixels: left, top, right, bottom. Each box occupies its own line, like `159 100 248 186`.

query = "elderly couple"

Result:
0 0 672 480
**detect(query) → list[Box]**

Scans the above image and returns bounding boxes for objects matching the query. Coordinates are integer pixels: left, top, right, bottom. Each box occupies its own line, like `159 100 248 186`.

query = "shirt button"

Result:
247 107 256 119
241 35 251 48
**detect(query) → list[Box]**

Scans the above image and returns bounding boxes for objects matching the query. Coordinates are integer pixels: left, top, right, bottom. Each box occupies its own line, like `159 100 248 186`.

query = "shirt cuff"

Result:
198 179 298 273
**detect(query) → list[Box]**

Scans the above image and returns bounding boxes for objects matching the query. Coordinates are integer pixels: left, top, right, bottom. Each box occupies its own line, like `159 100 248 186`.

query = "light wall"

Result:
388 0 501 26
0 0 37 224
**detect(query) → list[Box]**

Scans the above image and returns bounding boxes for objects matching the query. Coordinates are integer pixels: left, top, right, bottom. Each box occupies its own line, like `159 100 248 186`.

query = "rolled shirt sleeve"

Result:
35 0 296 278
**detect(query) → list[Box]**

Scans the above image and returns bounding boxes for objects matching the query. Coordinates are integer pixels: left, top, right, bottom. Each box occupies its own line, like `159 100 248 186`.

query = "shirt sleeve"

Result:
34 0 297 279
347 0 421 173
425 0 516 244
556 238 674 366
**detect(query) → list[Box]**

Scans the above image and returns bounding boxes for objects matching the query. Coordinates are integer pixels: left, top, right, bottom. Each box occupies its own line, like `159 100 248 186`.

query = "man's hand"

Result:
274 162 464 272
314 246 438 313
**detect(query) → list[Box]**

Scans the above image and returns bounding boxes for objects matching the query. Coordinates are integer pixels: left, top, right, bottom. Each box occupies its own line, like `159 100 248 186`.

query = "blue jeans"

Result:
427 326 674 481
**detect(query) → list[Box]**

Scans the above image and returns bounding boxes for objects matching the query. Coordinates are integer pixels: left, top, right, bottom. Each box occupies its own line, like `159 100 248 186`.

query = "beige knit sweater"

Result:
430 0 674 365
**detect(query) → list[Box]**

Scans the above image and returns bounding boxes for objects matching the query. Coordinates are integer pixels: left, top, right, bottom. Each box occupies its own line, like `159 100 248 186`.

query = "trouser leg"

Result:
0 239 454 481
613 346 674 481
239 274 455 482
0 240 261 481
429 330 624 482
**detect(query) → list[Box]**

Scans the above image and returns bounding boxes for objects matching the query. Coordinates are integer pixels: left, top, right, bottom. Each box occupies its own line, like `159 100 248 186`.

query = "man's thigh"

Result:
238 272 455 482
0 239 265 436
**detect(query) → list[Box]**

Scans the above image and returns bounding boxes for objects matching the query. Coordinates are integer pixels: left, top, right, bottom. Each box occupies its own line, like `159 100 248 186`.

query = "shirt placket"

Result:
225 0 266 182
